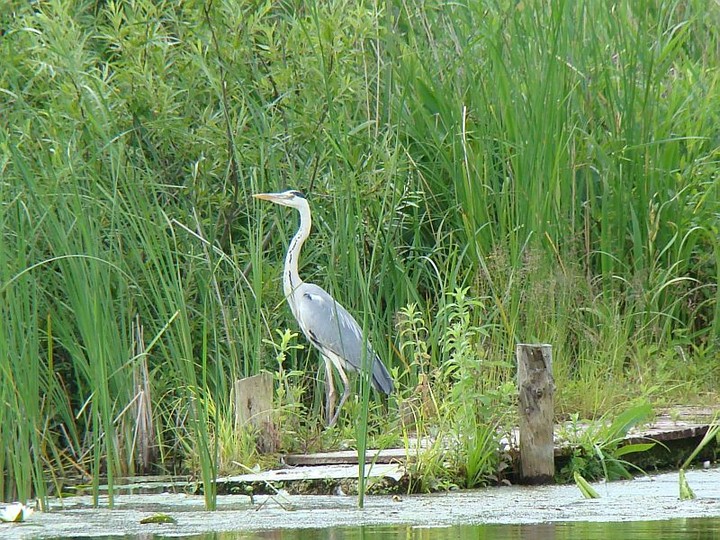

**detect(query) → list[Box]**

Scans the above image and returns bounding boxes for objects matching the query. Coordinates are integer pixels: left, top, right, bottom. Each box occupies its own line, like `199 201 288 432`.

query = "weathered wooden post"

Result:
516 343 555 484
234 371 277 453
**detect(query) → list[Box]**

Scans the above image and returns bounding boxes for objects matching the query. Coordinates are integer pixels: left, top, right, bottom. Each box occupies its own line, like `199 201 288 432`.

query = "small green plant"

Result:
574 471 601 499
397 289 516 491
398 302 432 378
678 414 719 500
439 288 516 488
262 329 320 454
396 303 438 438
557 403 656 483
678 469 696 501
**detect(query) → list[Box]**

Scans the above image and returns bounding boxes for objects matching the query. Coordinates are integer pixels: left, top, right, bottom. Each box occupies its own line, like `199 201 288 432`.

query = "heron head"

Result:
253 190 307 209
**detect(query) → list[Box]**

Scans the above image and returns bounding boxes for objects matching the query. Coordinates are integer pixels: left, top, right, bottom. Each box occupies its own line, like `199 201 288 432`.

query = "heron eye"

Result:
289 190 305 199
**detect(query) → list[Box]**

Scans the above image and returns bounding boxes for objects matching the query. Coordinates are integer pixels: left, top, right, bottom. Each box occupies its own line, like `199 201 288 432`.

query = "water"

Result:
40 518 720 539
9 468 720 539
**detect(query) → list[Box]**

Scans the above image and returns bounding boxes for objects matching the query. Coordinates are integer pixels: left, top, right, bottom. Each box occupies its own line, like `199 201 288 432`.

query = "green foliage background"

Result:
1 0 718 503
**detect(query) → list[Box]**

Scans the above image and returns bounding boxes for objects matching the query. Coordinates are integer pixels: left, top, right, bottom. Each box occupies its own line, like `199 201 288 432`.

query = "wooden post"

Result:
234 371 277 453
516 343 555 484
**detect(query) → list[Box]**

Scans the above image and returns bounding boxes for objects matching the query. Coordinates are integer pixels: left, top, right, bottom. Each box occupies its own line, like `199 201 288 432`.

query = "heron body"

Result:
254 190 394 426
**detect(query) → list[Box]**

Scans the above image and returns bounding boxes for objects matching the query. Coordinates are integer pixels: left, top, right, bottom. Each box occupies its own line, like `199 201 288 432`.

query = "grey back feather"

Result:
293 283 393 395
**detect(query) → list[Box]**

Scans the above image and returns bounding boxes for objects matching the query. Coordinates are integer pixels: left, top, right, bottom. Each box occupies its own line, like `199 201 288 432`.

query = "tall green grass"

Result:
0 0 718 504
390 0 719 404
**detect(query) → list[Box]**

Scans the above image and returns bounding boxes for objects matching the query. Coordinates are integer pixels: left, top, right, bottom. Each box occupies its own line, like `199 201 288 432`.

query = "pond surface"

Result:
3 467 719 539
32 518 720 539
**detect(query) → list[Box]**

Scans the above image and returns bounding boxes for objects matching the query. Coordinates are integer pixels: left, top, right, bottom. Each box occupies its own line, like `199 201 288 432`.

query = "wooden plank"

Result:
217 463 405 484
627 422 709 443
280 407 718 470
284 448 411 466
516 343 555 484
234 371 277 453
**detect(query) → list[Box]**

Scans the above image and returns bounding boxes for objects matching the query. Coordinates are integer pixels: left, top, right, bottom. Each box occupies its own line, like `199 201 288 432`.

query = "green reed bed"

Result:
0 0 718 505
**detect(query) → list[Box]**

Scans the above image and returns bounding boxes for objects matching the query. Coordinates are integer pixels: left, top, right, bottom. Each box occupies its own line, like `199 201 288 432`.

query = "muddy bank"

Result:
2 467 719 538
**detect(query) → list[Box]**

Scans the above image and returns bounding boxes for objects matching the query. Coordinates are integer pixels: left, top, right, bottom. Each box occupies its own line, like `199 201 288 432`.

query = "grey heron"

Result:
254 190 394 426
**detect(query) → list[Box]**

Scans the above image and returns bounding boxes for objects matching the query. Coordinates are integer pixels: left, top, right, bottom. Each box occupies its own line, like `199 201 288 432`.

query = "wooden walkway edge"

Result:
214 407 718 494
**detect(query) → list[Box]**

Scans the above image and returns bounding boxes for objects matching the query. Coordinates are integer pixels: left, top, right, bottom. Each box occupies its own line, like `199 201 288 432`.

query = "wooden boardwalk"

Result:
215 407 718 493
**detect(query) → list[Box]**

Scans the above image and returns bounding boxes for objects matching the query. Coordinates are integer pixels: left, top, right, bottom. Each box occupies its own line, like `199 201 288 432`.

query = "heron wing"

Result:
293 283 393 394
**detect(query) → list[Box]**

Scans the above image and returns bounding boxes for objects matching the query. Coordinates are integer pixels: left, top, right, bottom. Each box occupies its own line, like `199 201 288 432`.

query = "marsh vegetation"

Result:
1 0 718 508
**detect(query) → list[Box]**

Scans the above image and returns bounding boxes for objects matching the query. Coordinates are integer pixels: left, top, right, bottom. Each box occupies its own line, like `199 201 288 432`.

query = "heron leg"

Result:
328 363 351 427
323 357 336 426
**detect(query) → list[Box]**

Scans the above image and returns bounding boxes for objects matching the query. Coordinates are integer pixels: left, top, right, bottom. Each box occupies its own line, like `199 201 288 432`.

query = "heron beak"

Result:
253 193 277 202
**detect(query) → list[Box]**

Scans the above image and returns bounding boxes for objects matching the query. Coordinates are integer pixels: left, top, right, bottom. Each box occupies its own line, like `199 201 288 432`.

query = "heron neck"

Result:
283 203 311 302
